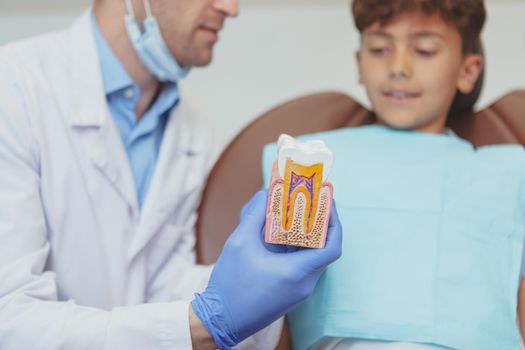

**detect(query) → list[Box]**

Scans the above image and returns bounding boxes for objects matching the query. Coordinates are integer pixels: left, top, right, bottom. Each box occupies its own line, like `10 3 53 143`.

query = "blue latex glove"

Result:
192 190 343 349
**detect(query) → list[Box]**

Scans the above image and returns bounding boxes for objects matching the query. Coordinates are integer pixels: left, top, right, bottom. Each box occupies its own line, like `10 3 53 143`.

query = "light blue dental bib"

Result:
262 125 525 350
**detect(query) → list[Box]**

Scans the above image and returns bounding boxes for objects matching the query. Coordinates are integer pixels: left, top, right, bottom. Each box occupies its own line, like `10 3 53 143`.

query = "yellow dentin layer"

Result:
282 159 323 234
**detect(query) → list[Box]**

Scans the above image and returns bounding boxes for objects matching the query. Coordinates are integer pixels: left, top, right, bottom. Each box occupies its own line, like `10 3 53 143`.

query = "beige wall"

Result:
0 0 90 11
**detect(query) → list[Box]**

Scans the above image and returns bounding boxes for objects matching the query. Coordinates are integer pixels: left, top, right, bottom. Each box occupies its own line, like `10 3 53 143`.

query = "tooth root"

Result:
282 159 323 233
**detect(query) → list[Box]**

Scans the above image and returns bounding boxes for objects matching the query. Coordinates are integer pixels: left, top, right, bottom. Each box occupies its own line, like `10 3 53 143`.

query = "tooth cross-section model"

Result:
265 134 334 248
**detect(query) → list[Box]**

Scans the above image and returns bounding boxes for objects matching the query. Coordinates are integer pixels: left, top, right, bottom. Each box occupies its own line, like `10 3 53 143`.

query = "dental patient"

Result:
263 0 525 349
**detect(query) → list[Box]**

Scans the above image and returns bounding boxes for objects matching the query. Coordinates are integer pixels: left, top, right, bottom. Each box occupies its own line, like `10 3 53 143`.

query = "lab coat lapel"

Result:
67 10 139 214
83 122 139 213
128 97 203 260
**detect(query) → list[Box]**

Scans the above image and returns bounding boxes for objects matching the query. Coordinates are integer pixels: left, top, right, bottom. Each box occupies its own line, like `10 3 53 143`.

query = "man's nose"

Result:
213 0 239 17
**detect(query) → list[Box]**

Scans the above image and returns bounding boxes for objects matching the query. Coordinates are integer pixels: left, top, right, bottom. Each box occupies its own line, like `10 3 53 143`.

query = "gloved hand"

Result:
191 190 343 349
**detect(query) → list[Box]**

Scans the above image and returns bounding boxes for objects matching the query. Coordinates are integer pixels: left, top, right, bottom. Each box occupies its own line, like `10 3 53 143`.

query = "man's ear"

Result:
457 53 483 94
356 49 363 85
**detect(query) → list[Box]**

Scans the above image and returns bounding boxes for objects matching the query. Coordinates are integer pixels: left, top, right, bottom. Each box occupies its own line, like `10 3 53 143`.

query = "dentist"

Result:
0 0 342 349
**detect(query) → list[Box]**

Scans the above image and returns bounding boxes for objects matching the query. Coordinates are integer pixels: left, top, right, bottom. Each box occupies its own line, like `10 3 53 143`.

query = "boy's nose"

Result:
213 0 239 17
388 50 412 80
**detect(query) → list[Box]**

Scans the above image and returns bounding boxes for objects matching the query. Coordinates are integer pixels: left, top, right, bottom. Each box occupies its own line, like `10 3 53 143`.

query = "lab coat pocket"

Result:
165 186 201 228
150 213 197 265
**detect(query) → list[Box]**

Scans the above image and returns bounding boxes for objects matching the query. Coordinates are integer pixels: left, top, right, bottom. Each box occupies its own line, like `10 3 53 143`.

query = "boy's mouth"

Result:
382 90 421 104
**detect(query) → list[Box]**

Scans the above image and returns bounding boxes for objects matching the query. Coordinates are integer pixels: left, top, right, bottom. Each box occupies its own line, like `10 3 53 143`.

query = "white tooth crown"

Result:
277 134 334 182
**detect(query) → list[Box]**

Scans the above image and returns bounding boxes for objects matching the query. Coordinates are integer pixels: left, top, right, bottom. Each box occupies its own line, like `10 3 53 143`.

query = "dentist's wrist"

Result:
191 294 239 350
189 304 216 350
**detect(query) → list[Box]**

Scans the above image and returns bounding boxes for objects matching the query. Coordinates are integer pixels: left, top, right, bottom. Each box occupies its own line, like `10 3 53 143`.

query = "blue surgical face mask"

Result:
124 0 190 82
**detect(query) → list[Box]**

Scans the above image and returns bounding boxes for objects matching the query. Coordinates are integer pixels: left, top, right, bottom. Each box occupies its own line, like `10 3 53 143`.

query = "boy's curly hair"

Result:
351 0 486 54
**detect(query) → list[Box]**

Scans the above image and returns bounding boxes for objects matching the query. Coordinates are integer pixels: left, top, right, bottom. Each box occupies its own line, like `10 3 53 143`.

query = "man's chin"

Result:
185 49 214 68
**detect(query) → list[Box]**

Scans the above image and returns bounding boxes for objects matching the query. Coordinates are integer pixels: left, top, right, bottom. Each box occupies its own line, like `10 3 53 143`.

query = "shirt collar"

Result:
446 128 458 138
90 12 134 95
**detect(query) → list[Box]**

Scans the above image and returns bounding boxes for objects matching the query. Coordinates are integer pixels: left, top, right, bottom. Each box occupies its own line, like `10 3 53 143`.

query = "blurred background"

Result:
1 0 524 152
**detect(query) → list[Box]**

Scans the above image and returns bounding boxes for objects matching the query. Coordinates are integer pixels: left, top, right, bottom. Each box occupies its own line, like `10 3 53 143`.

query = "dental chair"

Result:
195 61 525 349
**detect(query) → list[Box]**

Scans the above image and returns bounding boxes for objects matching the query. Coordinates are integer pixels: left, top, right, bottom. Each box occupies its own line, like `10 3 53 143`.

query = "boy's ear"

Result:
356 50 363 85
457 54 483 94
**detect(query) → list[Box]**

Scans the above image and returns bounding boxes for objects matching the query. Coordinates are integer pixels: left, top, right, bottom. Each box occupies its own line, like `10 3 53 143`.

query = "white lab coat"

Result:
0 11 281 350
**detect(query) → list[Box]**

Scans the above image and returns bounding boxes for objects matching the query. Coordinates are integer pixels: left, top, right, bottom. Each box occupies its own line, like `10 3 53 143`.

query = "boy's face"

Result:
356 12 482 133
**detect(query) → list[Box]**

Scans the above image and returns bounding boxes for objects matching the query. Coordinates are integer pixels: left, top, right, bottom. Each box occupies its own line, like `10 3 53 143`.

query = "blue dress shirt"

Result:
91 13 180 208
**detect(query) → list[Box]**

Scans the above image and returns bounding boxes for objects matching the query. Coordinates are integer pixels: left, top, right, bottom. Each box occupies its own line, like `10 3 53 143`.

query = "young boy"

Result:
263 0 525 349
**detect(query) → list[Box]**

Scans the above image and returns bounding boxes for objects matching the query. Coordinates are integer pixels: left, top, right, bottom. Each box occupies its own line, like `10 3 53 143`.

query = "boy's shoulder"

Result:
473 143 525 173
263 125 525 164
475 143 525 156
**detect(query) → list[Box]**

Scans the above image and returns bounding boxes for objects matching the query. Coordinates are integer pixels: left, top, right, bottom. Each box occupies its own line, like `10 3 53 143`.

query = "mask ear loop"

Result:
143 0 153 18
124 0 136 18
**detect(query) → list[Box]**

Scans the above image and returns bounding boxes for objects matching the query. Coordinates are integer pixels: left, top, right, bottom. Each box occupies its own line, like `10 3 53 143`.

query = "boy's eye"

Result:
415 48 438 58
368 47 389 56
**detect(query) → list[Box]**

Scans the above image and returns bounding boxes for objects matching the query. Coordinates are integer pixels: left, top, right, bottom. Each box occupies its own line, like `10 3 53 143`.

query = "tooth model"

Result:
265 134 334 248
